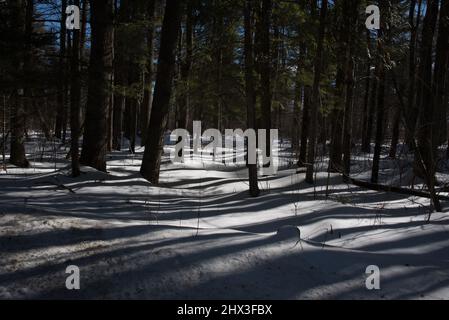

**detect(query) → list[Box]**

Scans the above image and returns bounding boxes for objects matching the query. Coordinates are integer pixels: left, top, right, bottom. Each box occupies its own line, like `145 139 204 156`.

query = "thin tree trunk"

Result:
342 0 360 179
177 0 193 131
434 0 449 146
244 0 260 197
361 32 372 153
362 64 377 154
70 0 81 177
305 0 327 183
389 105 401 159
55 0 67 140
298 86 309 167
61 31 71 144
111 0 129 151
371 28 386 184
141 0 156 145
405 0 421 150
329 68 344 172
259 0 272 167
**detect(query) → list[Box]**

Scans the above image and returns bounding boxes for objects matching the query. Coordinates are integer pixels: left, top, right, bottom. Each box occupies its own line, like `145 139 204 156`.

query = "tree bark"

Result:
10 0 30 168
415 0 441 212
259 0 272 167
244 0 260 197
80 0 114 172
342 0 360 179
176 0 193 131
388 105 401 159
140 0 183 183
305 0 327 183
70 0 81 177
55 0 67 140
371 34 386 184
141 0 156 145
434 0 449 146
361 30 372 153
405 0 421 150
329 68 344 173
112 0 130 151
298 87 310 167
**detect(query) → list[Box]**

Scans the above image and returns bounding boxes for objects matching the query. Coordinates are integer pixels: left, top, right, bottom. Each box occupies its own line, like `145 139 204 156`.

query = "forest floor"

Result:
1 139 449 299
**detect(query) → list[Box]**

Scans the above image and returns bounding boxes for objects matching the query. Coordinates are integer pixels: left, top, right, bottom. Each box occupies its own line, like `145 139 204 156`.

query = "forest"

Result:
1 0 449 300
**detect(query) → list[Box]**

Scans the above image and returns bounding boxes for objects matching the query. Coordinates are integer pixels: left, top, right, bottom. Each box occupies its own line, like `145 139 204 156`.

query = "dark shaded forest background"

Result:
1 0 448 213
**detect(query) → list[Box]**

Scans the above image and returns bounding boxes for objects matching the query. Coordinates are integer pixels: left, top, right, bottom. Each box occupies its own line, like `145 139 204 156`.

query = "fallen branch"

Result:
350 178 449 202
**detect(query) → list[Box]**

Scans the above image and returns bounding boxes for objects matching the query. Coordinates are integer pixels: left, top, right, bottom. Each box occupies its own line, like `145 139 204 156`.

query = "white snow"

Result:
1 143 449 299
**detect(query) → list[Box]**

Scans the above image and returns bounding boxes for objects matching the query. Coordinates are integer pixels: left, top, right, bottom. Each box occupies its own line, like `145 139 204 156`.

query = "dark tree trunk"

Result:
141 0 156 145
305 0 327 183
342 0 360 179
434 0 449 146
129 98 137 154
371 26 387 184
10 0 30 168
362 65 377 154
111 0 129 151
389 105 401 159
176 0 193 131
405 0 421 150
361 31 372 153
70 0 81 177
112 89 125 151
244 0 260 197
140 0 183 183
259 0 272 166
80 0 114 172
371 0 393 183
329 69 344 173
55 0 67 140
62 31 72 143
415 0 441 212
298 87 310 167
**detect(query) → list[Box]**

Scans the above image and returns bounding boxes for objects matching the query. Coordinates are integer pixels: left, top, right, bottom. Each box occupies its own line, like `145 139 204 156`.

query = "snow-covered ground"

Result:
1 143 449 299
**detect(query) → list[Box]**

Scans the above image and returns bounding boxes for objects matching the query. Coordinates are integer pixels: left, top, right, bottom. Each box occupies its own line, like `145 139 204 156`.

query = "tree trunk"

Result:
10 0 30 168
362 64 377 154
244 0 260 197
111 0 129 151
177 0 193 131
305 0 327 183
388 105 401 159
112 88 125 151
434 0 449 146
342 0 360 179
371 32 386 184
405 0 421 150
55 0 67 140
141 0 156 145
70 0 81 177
140 0 183 183
259 0 272 167
415 0 441 212
329 68 344 173
361 31 372 153
298 86 310 167
80 0 114 172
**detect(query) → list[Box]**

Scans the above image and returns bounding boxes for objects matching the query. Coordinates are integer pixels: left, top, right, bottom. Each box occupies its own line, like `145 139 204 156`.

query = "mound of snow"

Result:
276 225 301 241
